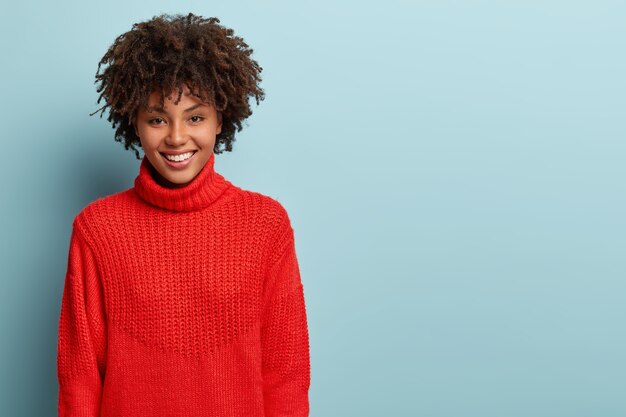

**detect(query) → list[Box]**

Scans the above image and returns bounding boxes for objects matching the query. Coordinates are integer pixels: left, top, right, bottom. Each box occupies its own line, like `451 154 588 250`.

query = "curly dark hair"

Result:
90 13 265 159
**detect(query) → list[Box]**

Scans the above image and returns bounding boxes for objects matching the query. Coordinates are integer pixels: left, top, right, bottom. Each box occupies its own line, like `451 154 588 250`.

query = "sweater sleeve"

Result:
261 214 311 417
57 221 107 417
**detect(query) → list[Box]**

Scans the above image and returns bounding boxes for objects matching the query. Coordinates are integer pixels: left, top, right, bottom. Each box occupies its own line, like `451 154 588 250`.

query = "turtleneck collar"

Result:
133 152 232 212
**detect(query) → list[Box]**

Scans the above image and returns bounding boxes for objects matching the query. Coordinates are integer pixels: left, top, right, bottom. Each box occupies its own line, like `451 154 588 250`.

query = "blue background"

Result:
1 1 625 416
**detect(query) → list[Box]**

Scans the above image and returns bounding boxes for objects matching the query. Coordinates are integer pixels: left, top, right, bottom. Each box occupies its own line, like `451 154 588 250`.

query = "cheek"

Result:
136 127 159 148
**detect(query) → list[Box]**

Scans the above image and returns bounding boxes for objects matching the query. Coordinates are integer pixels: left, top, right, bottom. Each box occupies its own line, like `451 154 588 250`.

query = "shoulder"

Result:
228 186 295 251
229 185 293 226
229 187 297 270
72 187 135 239
239 186 296 241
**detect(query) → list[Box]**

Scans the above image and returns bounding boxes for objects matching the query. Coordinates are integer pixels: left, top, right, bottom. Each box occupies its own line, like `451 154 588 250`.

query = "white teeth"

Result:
163 152 194 162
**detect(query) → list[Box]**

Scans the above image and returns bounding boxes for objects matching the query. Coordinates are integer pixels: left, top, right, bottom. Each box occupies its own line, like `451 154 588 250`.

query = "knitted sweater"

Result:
56 152 311 417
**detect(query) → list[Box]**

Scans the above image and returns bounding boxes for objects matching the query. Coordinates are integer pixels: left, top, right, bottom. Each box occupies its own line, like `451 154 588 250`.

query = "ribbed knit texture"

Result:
56 153 311 417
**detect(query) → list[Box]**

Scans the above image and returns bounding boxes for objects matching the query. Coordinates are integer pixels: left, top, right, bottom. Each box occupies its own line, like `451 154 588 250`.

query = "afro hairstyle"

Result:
91 12 265 159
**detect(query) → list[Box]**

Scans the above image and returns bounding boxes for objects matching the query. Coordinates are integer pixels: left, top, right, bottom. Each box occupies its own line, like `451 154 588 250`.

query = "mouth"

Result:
160 150 197 169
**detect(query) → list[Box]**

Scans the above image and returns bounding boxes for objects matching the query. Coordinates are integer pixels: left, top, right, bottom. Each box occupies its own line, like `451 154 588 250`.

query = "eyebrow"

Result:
147 103 206 114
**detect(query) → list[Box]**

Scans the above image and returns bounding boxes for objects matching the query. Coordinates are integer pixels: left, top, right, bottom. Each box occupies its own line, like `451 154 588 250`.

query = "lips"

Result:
160 150 198 156
160 150 197 161
160 150 197 169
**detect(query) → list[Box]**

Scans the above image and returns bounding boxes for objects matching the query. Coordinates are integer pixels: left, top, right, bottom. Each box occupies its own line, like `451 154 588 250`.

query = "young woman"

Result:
56 13 311 417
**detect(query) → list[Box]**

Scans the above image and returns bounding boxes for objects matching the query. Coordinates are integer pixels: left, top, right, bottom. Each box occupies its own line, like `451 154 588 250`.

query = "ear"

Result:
216 111 223 135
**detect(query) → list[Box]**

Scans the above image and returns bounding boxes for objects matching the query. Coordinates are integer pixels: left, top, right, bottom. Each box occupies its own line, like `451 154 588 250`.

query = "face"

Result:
133 84 222 188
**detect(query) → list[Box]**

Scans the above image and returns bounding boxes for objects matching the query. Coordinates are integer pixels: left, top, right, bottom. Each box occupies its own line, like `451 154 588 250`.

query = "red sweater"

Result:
57 152 311 416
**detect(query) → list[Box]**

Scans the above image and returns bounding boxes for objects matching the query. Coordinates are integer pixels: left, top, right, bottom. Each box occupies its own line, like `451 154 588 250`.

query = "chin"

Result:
152 158 200 188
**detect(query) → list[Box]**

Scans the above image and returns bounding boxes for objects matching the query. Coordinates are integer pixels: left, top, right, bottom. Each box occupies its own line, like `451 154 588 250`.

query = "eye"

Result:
148 117 164 125
190 115 205 123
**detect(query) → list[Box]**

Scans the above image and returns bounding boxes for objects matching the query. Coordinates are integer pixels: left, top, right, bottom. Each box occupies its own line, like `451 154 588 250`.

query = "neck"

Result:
133 152 233 212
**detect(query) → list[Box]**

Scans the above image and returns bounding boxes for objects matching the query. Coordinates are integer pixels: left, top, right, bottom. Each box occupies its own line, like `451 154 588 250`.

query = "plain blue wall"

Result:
1 1 625 416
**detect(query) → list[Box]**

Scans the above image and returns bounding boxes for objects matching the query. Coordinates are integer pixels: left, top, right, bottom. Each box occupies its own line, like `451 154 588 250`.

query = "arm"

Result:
57 221 107 417
261 214 311 417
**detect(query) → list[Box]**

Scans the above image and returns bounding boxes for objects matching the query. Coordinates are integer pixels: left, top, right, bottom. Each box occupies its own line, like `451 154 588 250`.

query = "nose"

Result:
165 119 189 147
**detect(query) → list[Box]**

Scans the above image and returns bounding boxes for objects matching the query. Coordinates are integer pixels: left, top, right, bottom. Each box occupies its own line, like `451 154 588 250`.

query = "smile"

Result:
161 151 196 162
160 151 197 170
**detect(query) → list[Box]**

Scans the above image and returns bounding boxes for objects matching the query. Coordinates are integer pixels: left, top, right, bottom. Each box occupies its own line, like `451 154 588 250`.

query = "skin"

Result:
132 84 222 188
